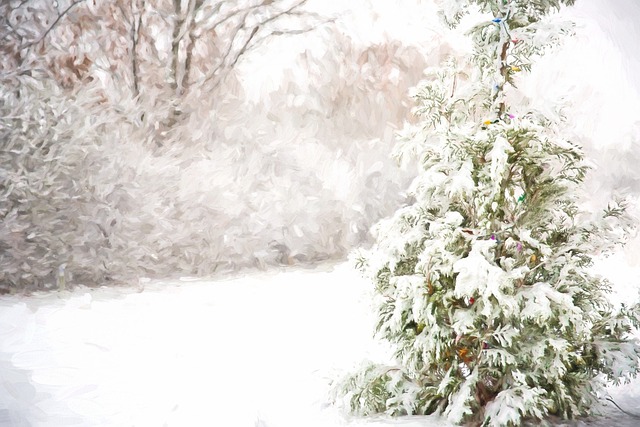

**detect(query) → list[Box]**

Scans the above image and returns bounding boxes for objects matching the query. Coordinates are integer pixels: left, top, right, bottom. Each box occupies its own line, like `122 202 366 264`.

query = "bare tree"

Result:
1 0 331 142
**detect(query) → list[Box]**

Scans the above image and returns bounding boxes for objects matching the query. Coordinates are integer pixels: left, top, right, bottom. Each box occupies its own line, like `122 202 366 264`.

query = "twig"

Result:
126 0 145 98
227 25 259 70
605 396 640 419
198 9 249 88
451 73 457 98
196 2 257 34
23 0 87 49
245 17 334 53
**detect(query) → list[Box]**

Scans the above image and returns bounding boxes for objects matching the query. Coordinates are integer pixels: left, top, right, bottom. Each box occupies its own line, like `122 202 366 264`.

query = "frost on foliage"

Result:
335 0 640 425
484 387 550 427
0 1 438 291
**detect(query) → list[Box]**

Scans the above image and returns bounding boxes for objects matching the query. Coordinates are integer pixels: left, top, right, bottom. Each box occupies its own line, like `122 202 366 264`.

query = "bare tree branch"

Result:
130 0 145 98
175 0 198 43
197 0 313 90
246 22 332 53
197 8 250 88
196 2 262 35
170 0 184 94
22 0 87 49
254 0 310 27
247 0 325 49
226 24 259 72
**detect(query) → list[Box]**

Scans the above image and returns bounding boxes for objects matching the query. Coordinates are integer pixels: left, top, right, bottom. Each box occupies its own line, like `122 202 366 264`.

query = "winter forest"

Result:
2 0 640 426
1 0 432 289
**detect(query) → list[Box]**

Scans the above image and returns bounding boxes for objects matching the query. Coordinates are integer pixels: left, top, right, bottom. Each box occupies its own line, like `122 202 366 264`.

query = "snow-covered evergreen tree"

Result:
333 1 640 425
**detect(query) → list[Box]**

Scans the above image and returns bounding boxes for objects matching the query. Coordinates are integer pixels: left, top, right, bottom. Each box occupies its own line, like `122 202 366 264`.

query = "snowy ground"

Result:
2 256 640 427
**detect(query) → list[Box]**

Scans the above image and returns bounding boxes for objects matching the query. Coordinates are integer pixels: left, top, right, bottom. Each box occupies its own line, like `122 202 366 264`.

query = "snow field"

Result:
0 263 398 426
1 257 640 426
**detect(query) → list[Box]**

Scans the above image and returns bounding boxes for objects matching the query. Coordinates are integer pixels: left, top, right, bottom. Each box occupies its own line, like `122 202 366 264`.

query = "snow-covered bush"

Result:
0 1 438 291
333 0 640 425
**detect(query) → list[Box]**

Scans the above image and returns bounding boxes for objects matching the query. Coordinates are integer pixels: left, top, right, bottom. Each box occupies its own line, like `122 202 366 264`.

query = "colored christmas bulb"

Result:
483 120 492 125
492 18 502 23
517 242 523 252
469 297 475 305
530 254 537 263
491 234 496 240
511 66 521 72
518 194 526 202
482 342 489 349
